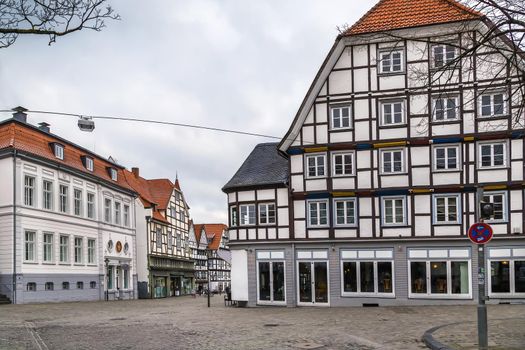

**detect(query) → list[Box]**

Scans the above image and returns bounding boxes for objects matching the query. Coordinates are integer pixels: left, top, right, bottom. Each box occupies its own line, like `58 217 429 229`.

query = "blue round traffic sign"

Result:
468 223 493 244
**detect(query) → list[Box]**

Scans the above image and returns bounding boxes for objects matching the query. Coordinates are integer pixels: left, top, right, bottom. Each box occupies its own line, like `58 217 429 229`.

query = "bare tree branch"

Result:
0 0 120 48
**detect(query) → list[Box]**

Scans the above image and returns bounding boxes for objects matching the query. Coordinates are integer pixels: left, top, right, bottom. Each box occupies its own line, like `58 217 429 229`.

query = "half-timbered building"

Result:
0 110 137 304
224 0 525 307
125 169 194 298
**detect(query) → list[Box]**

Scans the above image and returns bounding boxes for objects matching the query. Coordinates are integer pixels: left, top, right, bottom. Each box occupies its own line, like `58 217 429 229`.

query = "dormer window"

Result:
108 167 118 181
52 143 64 160
81 156 94 172
86 157 94 171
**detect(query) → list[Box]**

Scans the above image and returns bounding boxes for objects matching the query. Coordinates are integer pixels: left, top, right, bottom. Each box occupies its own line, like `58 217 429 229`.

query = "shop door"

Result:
297 261 329 305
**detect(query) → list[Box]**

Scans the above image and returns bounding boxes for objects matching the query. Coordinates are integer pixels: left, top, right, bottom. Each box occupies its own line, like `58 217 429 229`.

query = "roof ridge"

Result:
344 0 482 36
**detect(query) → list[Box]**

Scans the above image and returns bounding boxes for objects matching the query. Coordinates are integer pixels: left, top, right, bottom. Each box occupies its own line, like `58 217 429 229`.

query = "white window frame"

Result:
332 151 355 177
43 232 54 263
59 234 70 263
482 191 507 223
87 192 96 219
380 148 405 174
114 201 121 225
87 238 96 265
256 254 286 305
432 96 459 122
380 100 405 126
24 230 36 262
378 48 404 74
73 188 83 217
59 184 68 213
258 202 276 225
433 194 461 225
42 179 53 210
110 168 118 181
24 174 36 207
330 105 352 130
431 43 458 69
230 206 238 227
408 249 472 299
307 199 329 228
239 204 256 226
478 141 507 169
333 198 357 227
381 196 407 226
74 236 83 264
85 157 94 171
488 248 525 298
104 198 112 223
123 204 130 227
305 153 327 179
340 250 395 297
479 92 507 118
433 144 460 172
54 144 64 160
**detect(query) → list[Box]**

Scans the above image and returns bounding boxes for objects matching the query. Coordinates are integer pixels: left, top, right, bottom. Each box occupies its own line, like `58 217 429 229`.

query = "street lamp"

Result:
207 248 211 308
104 257 109 301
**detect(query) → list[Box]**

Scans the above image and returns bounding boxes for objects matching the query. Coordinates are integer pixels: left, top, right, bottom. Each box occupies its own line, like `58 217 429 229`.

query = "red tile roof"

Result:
122 170 177 224
194 223 228 250
0 120 134 192
344 0 482 36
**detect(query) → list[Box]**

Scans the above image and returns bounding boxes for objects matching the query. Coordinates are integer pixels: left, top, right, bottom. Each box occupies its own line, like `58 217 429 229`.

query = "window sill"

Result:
334 225 358 229
379 172 407 176
305 176 328 180
431 119 461 125
378 124 407 129
432 169 461 173
23 261 38 264
59 263 71 266
477 114 509 120
377 71 406 76
74 264 85 266
332 174 356 178
329 127 353 132
42 262 56 265
408 294 472 300
477 166 509 171
381 224 409 228
307 226 330 229
341 293 396 298
257 301 287 306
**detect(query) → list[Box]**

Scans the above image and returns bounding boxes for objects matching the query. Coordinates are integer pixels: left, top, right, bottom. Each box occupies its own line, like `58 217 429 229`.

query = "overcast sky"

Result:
0 0 376 224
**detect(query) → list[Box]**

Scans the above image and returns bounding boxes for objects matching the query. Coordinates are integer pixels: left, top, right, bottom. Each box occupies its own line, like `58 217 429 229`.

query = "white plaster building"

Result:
224 0 525 307
0 110 137 303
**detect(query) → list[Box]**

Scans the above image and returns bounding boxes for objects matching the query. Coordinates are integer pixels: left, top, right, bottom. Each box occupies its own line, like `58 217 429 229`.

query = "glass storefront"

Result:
489 247 525 297
340 249 394 296
256 250 285 304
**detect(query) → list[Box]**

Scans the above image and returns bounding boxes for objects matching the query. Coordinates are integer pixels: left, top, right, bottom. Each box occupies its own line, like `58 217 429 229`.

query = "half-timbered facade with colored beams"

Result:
125 169 194 299
0 110 137 304
224 0 525 307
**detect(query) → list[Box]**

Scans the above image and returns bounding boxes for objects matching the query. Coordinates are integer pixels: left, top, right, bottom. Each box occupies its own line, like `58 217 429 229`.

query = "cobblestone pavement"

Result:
431 317 525 350
0 296 524 350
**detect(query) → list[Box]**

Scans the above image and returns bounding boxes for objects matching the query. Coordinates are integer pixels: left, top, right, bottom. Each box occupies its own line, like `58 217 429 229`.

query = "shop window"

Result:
341 250 394 296
408 248 471 298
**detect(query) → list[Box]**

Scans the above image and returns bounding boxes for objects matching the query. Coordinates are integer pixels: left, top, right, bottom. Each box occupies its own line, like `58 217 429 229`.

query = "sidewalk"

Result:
424 317 525 350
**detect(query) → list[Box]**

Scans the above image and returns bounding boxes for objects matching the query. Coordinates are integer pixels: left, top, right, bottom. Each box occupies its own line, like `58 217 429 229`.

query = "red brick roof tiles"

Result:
194 223 228 250
344 0 482 36
0 120 134 192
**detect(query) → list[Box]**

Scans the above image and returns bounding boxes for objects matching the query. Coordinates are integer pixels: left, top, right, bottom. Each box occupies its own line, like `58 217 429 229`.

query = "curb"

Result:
422 322 462 350
422 317 525 350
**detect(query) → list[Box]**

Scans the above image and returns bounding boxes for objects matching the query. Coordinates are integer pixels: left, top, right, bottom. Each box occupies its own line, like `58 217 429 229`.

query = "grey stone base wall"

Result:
14 273 102 304
233 238 525 307
0 274 14 301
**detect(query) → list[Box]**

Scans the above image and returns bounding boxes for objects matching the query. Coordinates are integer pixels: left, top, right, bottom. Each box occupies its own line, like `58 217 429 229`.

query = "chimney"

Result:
132 167 140 178
38 122 50 133
12 106 28 123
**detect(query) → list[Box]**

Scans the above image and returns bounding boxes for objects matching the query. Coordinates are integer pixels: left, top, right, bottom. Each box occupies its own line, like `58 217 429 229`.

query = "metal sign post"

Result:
472 187 492 350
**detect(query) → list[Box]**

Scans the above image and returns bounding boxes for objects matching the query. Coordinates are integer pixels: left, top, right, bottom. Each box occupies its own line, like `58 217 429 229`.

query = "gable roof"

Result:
222 143 288 193
278 0 483 153
193 223 228 250
344 0 482 36
0 119 134 193
123 170 178 224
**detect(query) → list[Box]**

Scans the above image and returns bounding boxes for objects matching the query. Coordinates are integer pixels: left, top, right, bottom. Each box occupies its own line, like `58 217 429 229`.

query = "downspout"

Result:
12 150 17 304
291 242 295 307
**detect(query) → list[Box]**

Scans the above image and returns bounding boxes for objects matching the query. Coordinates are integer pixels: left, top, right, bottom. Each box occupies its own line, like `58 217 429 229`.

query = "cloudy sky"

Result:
0 0 376 223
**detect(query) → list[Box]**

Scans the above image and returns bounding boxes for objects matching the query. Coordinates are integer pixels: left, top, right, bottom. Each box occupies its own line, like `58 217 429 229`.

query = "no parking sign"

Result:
468 222 493 244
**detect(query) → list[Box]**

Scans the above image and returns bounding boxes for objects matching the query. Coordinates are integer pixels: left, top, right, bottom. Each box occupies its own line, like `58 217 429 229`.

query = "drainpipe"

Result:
12 150 17 304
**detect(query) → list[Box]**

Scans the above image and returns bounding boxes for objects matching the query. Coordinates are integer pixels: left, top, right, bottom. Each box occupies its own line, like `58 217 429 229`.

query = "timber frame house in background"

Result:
125 169 194 299
224 0 525 307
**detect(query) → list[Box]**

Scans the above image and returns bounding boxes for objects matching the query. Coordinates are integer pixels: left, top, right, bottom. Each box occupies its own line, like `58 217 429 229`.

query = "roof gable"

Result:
345 0 481 36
